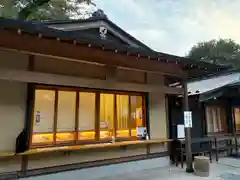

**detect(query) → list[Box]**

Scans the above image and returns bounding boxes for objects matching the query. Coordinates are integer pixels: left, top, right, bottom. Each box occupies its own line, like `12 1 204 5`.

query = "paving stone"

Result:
220 173 240 180
21 158 240 180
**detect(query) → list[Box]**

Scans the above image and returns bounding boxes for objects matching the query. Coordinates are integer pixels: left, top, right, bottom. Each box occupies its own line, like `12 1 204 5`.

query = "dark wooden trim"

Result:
28 55 35 71
95 92 100 140
35 84 145 96
144 72 148 84
114 94 117 137
17 152 168 179
75 92 79 143
142 95 147 127
165 94 169 139
27 84 36 149
53 90 59 145
128 95 132 137
0 29 185 77
21 155 28 176
26 55 35 149
232 107 237 134
145 93 150 137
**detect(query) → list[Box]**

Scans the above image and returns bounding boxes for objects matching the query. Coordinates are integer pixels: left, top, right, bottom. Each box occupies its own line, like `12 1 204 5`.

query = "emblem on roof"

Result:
99 26 107 40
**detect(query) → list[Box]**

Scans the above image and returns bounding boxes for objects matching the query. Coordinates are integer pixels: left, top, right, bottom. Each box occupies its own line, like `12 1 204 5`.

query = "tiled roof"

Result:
0 17 229 79
188 70 240 95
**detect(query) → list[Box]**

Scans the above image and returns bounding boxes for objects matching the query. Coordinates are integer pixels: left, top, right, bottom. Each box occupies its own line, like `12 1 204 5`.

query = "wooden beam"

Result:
0 68 183 94
0 30 186 77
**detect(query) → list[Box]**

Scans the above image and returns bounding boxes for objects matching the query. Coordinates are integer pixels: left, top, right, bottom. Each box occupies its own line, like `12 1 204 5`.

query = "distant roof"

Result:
188 69 240 95
0 17 230 79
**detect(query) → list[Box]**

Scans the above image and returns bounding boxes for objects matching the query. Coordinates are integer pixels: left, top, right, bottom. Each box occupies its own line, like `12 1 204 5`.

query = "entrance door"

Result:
167 95 183 139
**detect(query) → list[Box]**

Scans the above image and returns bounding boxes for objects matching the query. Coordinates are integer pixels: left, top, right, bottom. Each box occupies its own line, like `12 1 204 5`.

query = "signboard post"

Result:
183 81 194 173
184 111 192 128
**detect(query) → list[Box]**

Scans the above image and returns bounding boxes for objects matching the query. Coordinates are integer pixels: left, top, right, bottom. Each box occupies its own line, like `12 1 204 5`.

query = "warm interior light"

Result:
32 89 144 146
56 132 75 142
32 133 53 144
78 131 95 140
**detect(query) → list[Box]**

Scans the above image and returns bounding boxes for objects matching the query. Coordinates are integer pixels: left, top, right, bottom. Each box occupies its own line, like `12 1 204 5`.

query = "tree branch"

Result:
17 0 51 20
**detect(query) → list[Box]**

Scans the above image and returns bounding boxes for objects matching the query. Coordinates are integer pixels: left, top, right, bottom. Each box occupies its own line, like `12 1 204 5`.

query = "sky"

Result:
92 0 240 56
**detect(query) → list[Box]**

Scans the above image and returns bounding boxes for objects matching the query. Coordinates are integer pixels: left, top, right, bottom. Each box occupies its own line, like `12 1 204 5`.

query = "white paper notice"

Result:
184 111 192 128
177 124 185 139
136 127 146 137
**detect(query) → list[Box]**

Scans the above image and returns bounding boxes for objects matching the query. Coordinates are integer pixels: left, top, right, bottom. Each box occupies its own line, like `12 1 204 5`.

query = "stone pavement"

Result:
22 157 240 180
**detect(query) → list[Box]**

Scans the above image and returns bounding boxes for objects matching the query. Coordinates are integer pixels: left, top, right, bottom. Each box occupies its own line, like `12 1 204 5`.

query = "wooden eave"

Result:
0 29 186 78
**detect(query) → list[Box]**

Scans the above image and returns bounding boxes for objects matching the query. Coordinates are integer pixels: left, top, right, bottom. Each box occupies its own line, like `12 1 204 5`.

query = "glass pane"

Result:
56 132 75 142
212 108 218 132
32 133 53 144
100 93 114 139
130 96 143 136
216 107 223 131
78 92 96 140
57 91 76 133
234 108 240 131
220 107 227 132
116 95 129 137
33 90 55 133
206 106 214 133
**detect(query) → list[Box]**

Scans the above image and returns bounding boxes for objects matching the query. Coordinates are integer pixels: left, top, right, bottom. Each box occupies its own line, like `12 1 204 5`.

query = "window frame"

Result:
232 107 240 133
29 84 146 149
205 105 227 135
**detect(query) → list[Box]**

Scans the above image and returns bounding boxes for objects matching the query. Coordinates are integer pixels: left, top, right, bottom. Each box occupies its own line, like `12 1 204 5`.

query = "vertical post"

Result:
232 108 238 155
183 80 194 172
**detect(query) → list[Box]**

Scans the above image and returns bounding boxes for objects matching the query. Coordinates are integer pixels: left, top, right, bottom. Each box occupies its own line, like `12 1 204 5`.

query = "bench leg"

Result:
175 154 178 167
180 152 184 168
209 152 212 163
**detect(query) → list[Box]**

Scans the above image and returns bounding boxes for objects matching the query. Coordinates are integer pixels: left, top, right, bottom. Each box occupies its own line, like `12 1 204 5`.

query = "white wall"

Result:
149 92 167 139
0 50 27 151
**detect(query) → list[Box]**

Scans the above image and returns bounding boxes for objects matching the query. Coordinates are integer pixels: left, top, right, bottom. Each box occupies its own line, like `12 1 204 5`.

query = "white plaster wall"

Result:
0 80 26 151
149 92 167 139
0 50 28 151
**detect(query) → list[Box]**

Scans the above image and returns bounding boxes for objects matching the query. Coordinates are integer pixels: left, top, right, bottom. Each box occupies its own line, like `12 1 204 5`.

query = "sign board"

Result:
36 111 41 124
136 127 146 137
100 120 108 129
184 111 192 128
177 124 185 139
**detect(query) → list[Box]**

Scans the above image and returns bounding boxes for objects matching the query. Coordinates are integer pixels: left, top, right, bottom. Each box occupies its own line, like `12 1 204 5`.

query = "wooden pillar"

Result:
183 80 194 172
22 54 35 175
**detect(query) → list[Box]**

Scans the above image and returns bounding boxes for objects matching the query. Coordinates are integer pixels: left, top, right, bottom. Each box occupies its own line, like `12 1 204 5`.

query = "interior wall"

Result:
0 50 28 151
148 92 167 139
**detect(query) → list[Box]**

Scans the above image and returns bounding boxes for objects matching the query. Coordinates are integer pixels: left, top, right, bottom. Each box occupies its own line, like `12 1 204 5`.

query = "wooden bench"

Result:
0 139 172 178
172 137 213 168
0 139 172 157
213 135 236 162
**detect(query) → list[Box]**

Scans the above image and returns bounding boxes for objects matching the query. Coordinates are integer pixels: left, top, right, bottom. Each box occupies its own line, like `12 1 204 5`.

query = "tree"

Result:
0 0 95 20
187 39 240 68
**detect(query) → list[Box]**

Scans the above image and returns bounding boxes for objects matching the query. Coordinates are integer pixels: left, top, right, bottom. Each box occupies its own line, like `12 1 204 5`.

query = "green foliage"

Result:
0 0 94 20
187 39 240 68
